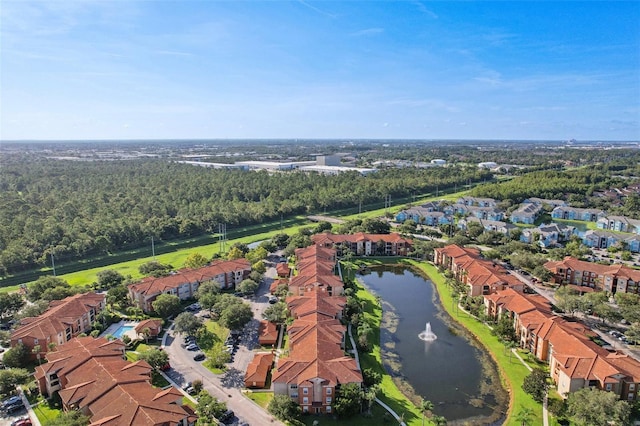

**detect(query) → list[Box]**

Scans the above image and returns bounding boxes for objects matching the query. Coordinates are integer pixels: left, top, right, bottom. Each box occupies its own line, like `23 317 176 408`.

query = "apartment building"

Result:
128 259 251 312
311 232 412 257
34 336 196 425
11 292 106 359
544 256 640 295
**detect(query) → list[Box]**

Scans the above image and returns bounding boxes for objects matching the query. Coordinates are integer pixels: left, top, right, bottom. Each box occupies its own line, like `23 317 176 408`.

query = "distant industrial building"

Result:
235 160 316 171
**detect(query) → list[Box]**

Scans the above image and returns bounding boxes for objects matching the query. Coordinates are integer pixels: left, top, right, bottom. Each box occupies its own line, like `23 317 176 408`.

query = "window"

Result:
303 397 309 404
606 383 612 391
326 406 332 413
303 388 309 395
291 393 298 398
628 393 634 400
629 384 636 391
326 388 332 395
290 384 298 389
326 397 332 404
34 338 39 345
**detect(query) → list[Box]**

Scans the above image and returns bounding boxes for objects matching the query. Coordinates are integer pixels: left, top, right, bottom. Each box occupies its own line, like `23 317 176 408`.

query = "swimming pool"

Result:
112 325 134 339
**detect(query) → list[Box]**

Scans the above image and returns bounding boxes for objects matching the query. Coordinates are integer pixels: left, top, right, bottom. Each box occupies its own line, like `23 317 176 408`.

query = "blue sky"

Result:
1 1 639 141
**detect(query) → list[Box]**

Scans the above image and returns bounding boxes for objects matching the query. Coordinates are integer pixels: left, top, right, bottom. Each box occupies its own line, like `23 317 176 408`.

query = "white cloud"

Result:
351 28 384 37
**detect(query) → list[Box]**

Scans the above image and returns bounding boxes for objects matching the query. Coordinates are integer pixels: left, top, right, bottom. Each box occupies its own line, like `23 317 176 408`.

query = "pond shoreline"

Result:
356 264 508 425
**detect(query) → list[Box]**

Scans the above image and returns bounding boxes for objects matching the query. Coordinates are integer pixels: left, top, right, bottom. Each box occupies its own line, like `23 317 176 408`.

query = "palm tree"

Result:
515 406 533 426
418 398 434 426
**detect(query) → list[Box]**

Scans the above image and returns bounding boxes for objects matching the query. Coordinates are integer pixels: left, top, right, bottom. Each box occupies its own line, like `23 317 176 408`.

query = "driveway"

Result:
164 268 283 426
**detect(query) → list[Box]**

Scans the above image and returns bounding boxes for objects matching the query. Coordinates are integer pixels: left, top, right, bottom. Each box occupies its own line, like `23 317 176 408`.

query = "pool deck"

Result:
101 320 140 341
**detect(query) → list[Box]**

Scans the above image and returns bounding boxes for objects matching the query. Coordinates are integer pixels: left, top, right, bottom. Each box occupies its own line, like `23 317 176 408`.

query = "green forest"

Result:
470 162 640 210
0 157 490 274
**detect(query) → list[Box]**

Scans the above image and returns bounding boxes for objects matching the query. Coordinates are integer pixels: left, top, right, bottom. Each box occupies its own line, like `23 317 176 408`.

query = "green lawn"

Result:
32 398 62 425
352 277 426 426
402 260 543 426
299 404 395 426
245 390 274 409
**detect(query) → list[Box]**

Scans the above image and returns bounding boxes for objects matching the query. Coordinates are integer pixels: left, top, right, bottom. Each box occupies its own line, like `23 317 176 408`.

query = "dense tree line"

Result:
0 158 489 274
469 163 640 204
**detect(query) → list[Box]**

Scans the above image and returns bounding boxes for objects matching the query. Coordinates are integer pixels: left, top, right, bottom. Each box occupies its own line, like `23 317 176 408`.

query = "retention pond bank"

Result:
358 265 508 425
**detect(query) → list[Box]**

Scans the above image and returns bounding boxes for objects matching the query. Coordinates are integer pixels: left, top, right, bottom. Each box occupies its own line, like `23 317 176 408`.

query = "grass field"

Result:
245 390 274 409
32 398 62 425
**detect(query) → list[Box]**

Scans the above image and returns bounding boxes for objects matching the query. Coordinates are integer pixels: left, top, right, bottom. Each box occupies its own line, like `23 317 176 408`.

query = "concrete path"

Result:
511 349 549 426
347 321 407 426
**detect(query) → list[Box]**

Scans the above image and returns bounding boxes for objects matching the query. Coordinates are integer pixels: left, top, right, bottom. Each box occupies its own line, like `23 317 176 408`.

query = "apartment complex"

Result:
311 232 412 257
272 244 362 414
128 259 251 312
34 336 196 425
434 244 523 296
484 288 640 401
11 292 106 359
544 256 640 295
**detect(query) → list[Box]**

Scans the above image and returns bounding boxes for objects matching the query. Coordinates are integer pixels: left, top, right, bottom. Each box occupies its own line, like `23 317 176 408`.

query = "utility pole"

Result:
51 252 56 277
218 223 227 253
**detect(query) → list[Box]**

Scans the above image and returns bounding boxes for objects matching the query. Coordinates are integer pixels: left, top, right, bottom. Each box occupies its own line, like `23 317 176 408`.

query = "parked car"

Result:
193 353 205 361
268 296 278 304
2 395 21 408
186 343 199 351
5 402 25 414
219 409 235 424
160 362 171 371
11 418 32 426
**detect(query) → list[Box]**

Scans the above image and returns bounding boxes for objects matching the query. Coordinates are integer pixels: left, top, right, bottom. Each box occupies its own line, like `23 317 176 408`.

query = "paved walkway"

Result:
347 322 407 426
510 349 549 426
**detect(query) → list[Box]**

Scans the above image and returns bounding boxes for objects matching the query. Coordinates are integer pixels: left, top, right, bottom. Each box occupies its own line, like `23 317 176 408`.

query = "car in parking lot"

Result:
11 418 32 426
5 401 25 414
186 343 200 351
268 296 278 304
2 395 22 408
218 409 235 424
193 353 205 361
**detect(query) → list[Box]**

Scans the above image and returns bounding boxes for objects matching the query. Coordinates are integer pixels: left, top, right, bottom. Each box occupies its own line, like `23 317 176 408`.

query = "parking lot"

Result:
162 266 283 426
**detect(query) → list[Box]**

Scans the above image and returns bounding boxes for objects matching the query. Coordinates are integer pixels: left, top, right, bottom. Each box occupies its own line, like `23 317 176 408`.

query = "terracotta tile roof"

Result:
129 258 251 296
134 319 163 334
273 242 362 392
270 279 288 293
244 352 274 386
36 337 192 426
286 294 345 319
276 263 291 277
258 320 278 344
13 293 105 342
311 232 412 245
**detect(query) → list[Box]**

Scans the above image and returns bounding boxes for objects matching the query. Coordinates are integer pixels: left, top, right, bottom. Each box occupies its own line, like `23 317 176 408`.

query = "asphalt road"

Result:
164 268 283 426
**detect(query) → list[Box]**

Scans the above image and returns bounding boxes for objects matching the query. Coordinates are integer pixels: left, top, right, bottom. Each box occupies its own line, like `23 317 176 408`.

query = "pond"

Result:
357 266 507 424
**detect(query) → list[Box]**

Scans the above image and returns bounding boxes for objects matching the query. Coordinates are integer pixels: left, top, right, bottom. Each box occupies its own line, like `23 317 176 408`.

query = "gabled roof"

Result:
544 256 640 282
129 259 251 297
13 293 105 341
311 232 412 245
134 319 163 334
245 352 274 385
36 337 192 426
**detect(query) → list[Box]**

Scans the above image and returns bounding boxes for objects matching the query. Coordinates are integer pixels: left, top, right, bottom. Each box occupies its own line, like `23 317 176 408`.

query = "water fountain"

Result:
418 322 437 341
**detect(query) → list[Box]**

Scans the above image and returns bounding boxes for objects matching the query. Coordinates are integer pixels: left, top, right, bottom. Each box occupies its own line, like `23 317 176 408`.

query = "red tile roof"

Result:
35 337 192 425
258 320 278 345
129 258 251 296
12 293 105 342
244 352 274 388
